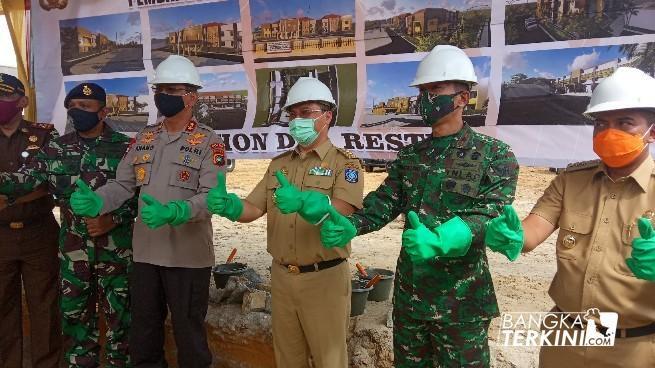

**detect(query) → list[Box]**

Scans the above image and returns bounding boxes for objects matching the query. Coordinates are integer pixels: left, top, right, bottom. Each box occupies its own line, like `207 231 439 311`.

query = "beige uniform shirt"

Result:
247 140 364 266
96 120 224 268
531 157 655 328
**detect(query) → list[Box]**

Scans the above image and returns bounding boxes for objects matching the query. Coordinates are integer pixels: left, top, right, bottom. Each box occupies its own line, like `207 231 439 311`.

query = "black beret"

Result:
64 83 106 108
0 73 25 96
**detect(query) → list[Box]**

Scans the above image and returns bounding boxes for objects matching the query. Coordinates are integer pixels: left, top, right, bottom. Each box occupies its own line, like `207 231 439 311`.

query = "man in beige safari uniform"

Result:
207 77 364 367
486 67 655 367
70 55 225 368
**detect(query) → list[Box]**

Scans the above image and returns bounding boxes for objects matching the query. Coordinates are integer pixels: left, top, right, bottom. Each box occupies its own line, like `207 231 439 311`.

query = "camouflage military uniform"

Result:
17 126 136 367
349 125 519 367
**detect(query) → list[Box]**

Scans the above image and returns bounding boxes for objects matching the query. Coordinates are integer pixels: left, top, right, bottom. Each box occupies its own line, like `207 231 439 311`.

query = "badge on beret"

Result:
82 85 92 96
178 170 191 182
344 168 358 183
135 167 146 182
28 135 38 143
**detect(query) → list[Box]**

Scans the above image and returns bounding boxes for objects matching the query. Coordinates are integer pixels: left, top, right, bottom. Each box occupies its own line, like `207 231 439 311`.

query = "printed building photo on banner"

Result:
64 77 150 132
253 63 356 126
364 56 490 128
194 72 248 130
149 1 244 67
250 0 356 62
498 42 655 125
363 0 491 56
505 0 655 45
59 13 144 76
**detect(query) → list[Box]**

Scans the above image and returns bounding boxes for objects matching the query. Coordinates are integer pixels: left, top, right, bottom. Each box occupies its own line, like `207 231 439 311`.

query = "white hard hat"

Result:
410 45 477 87
150 55 203 88
283 77 336 110
584 67 655 116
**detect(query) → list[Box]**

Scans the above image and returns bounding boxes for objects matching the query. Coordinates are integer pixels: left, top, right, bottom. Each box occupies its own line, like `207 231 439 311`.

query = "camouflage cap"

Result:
64 83 106 108
0 73 25 96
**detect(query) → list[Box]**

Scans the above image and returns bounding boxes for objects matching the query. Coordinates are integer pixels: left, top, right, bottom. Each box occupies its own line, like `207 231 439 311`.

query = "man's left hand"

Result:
84 214 117 237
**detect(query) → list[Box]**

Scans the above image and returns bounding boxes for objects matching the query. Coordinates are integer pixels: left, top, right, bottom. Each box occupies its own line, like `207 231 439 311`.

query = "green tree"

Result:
620 43 655 76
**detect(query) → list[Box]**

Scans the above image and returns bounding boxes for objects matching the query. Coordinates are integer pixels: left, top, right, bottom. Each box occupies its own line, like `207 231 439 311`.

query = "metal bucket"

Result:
212 262 248 289
350 279 373 317
360 268 395 302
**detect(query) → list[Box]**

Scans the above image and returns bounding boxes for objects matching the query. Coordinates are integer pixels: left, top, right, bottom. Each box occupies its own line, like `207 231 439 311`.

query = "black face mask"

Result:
154 93 186 118
68 108 101 132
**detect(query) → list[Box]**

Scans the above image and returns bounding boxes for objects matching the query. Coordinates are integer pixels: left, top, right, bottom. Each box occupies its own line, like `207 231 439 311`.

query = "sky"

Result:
0 17 16 67
200 71 249 91
502 45 627 81
149 0 241 39
250 0 355 28
59 12 142 44
64 77 149 96
366 56 491 107
364 0 491 21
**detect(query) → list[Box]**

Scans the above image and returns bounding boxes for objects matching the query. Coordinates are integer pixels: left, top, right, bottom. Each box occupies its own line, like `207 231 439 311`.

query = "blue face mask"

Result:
289 112 327 146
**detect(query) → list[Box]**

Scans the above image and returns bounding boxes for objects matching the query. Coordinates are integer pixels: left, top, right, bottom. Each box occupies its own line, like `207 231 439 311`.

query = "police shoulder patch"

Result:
565 159 601 172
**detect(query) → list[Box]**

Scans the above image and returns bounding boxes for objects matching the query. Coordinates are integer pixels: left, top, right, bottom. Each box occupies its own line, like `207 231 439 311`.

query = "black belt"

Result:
556 306 655 339
282 258 345 274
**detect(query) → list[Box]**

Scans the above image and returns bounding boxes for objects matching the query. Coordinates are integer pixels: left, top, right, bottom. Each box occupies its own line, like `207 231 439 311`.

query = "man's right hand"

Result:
484 205 524 261
70 179 103 218
207 172 243 221
320 207 357 248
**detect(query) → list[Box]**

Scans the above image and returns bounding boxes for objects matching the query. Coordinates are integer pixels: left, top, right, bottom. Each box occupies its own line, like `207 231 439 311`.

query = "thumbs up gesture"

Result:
402 211 473 262
207 172 243 221
484 205 524 261
320 206 357 248
274 171 303 214
626 217 655 281
70 179 104 217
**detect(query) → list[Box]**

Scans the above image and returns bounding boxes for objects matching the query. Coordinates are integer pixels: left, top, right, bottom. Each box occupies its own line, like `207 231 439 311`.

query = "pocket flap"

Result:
558 211 593 234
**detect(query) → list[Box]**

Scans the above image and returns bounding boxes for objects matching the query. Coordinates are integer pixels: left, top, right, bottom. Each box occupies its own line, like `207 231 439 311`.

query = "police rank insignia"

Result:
178 170 191 182
210 142 225 166
135 167 146 182
185 121 197 132
141 131 156 144
309 166 332 176
344 168 358 183
187 133 206 146
82 85 92 96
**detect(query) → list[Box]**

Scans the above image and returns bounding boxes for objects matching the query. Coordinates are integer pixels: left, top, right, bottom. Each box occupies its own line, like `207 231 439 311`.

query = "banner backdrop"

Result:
31 0 655 166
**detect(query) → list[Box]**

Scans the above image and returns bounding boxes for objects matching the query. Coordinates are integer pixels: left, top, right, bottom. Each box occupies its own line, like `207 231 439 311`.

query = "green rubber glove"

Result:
626 217 655 281
320 206 357 248
140 194 191 229
484 205 524 261
206 172 243 221
274 171 331 225
402 211 473 261
70 179 103 217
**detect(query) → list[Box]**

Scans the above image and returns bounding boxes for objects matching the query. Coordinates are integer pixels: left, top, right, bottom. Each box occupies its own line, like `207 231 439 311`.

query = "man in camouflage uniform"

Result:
319 46 519 367
0 73 62 367
16 83 136 367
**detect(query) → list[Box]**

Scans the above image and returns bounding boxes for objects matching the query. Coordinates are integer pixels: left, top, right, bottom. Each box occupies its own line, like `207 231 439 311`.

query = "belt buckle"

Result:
287 265 300 274
9 222 24 229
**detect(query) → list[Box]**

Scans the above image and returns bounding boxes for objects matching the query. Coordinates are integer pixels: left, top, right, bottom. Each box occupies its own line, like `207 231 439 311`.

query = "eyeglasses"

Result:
151 86 195 96
287 109 325 120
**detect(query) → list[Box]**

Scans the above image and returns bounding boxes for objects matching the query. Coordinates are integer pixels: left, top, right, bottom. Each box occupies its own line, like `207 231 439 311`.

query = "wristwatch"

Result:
111 213 121 225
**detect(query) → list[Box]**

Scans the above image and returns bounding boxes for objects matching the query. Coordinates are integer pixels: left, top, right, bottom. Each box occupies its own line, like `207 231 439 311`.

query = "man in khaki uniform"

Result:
485 67 655 367
207 77 363 367
69 55 224 367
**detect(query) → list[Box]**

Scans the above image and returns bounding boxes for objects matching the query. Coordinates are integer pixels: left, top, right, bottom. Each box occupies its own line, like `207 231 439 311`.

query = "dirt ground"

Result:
213 160 560 367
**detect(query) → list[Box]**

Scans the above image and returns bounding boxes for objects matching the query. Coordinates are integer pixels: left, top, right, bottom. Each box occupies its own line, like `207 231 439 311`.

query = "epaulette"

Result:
565 159 601 172
196 122 214 132
272 150 293 160
336 147 358 160
30 122 55 130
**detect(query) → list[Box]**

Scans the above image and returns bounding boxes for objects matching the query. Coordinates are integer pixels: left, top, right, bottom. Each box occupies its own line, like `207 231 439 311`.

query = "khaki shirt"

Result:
247 140 364 266
96 120 224 268
532 157 655 328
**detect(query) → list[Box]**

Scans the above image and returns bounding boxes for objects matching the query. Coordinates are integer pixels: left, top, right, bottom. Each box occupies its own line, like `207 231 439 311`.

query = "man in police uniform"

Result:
207 77 364 368
486 67 655 367
69 55 225 367
11 83 137 366
317 46 519 367
0 74 62 367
